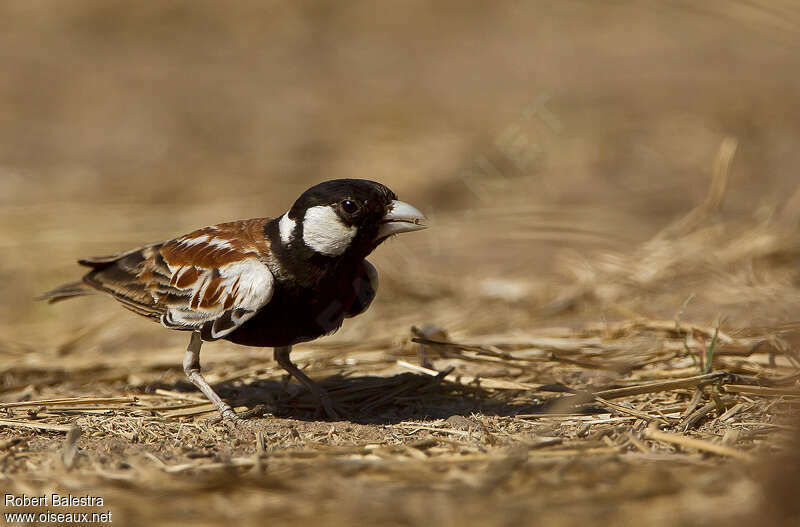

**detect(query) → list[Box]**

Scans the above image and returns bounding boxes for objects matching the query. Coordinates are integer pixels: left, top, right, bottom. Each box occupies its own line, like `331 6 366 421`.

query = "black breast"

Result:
223 262 376 348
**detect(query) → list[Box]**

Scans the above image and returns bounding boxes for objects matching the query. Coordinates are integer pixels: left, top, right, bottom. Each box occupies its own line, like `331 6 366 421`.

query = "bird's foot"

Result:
205 404 240 427
208 403 267 427
220 404 239 421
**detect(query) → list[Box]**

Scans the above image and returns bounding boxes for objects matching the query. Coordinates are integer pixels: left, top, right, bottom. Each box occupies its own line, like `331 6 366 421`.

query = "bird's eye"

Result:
340 199 359 215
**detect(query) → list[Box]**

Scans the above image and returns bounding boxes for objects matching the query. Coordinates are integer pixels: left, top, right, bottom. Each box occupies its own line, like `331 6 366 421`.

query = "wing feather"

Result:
344 260 378 318
80 219 275 340
159 256 274 339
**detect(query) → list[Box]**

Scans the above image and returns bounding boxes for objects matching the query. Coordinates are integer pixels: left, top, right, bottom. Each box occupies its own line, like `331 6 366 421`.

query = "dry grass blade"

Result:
717 403 745 422
644 425 755 462
0 397 137 408
680 402 718 431
152 389 209 402
722 385 800 397
0 419 74 432
590 373 728 400
653 136 736 241
399 424 472 438
396 360 542 390
161 403 223 418
593 396 671 424
599 320 735 344
61 425 81 470
164 457 257 474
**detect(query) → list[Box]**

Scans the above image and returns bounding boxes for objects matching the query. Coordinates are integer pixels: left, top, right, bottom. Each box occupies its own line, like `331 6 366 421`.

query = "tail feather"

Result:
36 281 94 304
78 246 151 269
39 245 157 303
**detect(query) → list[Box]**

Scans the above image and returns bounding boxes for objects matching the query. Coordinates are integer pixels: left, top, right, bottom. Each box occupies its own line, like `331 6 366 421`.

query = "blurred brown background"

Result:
3 1 800 336
1 2 800 525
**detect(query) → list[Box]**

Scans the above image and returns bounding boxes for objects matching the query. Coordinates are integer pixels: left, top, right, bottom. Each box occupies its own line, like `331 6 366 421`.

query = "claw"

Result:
274 345 345 420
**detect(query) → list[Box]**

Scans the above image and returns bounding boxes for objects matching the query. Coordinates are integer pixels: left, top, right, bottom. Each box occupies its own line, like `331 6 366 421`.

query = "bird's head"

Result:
278 179 427 261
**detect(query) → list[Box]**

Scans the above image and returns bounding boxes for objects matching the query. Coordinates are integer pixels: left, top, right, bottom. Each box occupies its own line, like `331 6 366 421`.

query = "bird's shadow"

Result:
144 372 602 424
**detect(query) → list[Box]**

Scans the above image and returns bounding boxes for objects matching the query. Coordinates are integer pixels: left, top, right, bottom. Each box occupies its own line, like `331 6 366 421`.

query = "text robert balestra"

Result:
5 494 104 507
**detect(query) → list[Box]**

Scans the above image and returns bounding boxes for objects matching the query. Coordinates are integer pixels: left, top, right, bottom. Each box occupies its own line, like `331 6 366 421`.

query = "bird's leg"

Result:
273 346 339 419
183 332 238 421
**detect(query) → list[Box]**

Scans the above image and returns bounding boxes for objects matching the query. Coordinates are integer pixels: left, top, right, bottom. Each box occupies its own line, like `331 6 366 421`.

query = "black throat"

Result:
264 217 363 290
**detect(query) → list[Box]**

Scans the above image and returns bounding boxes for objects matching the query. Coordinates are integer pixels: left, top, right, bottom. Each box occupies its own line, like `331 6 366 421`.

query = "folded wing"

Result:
344 260 378 318
80 219 275 340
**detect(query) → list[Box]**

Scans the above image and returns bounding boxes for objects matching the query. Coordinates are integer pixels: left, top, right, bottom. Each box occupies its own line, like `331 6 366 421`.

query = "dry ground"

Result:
1 2 800 526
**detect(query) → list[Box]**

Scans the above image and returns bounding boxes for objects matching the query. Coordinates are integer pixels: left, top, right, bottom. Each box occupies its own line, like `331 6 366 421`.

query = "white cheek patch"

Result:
302 205 357 256
278 213 296 245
